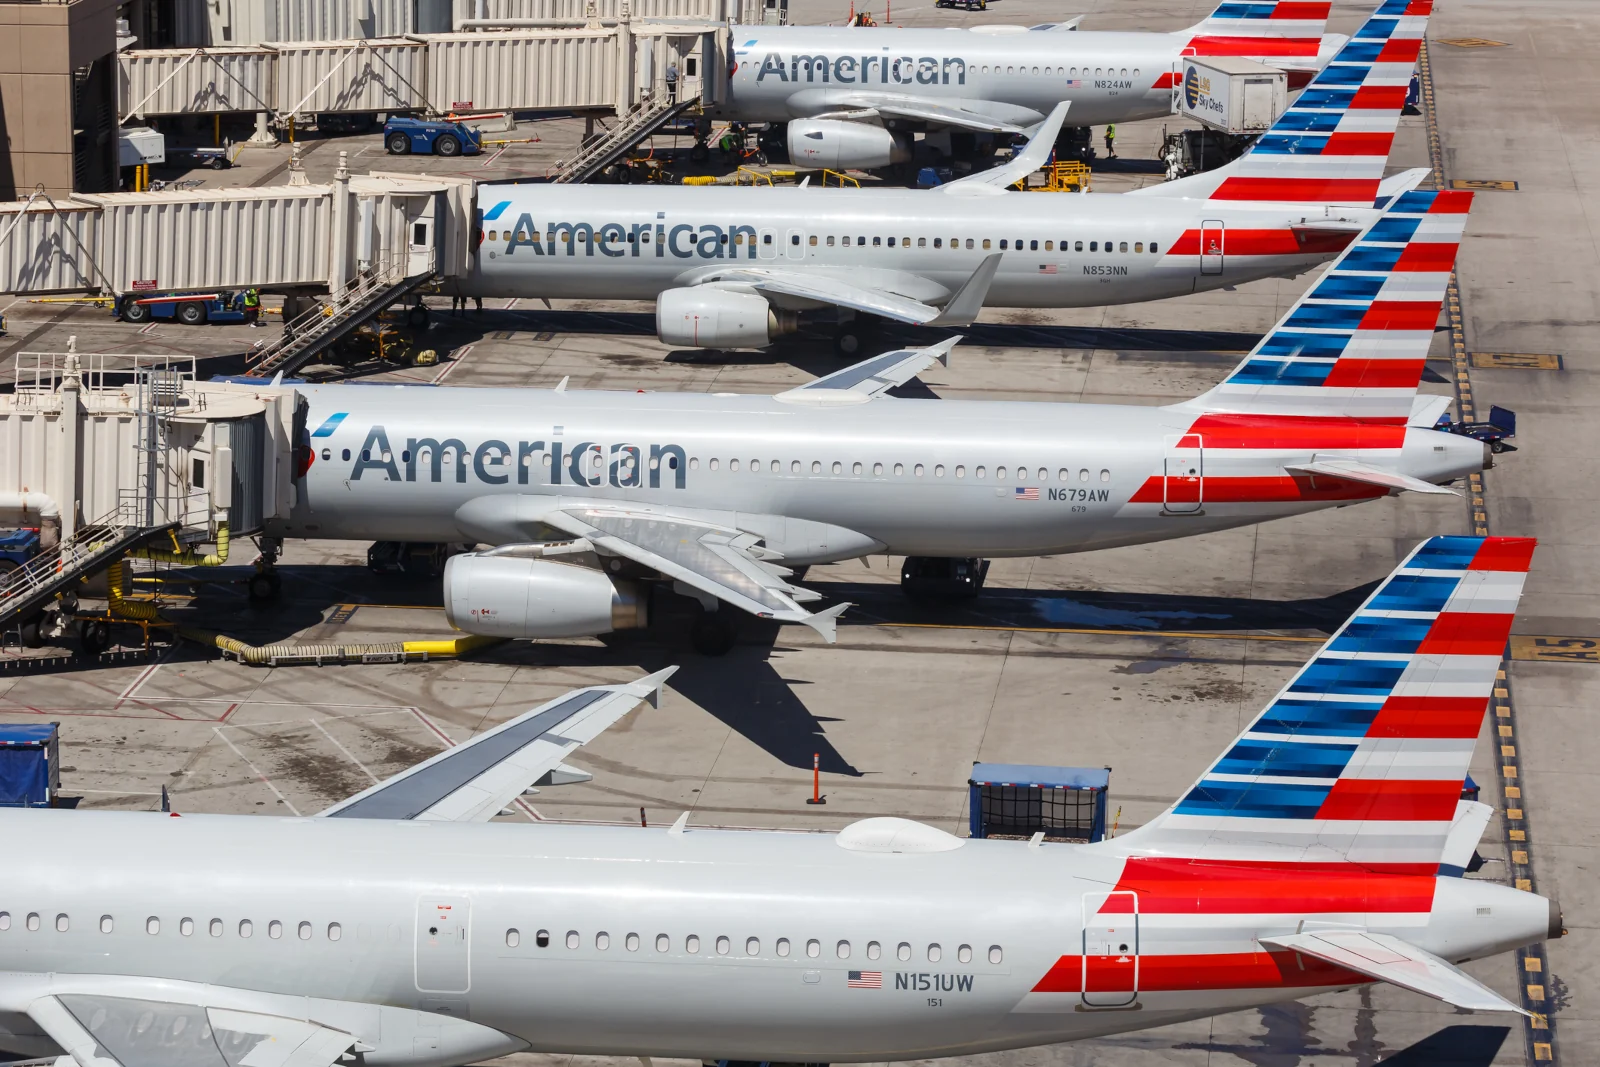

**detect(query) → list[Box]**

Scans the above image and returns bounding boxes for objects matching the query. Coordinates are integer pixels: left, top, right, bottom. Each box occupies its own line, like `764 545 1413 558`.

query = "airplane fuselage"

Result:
459 184 1367 311
282 384 1483 561
0 811 1551 1065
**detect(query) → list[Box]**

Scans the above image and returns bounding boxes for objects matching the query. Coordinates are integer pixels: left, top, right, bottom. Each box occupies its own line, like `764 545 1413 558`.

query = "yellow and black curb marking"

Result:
1450 179 1519 191
1472 352 1563 371
1419 39 1556 1064
1437 37 1510 48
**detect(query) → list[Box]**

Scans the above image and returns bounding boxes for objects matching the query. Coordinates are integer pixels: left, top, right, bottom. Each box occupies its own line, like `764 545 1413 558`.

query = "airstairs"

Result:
0 507 178 635
549 98 699 184
249 253 437 379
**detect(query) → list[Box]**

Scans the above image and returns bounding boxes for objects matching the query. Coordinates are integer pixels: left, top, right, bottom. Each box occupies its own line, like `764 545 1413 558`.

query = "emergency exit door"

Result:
416 897 471 993
1163 434 1204 514
1081 891 1139 1007
1200 220 1224 275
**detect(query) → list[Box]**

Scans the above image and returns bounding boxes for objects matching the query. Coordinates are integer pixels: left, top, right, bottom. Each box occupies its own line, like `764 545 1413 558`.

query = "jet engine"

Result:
443 552 648 639
657 287 797 349
787 120 911 170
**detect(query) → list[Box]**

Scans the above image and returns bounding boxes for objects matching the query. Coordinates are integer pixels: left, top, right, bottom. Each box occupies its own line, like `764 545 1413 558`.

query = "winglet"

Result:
668 810 690 835
929 254 1001 326
1375 167 1431 209
803 602 852 643
939 101 1070 195
627 665 679 708
1259 932 1531 1016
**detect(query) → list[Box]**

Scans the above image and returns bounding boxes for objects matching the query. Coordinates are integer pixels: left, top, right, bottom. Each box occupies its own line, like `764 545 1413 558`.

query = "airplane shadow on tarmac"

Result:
1176 1021 1510 1067
158 564 1379 782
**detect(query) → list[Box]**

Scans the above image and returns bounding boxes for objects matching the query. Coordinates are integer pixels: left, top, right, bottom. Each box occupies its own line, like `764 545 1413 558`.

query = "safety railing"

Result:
820 169 860 188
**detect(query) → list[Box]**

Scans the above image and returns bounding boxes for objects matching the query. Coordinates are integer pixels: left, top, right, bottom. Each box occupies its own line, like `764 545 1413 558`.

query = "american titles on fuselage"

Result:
349 426 689 490
752 52 969 86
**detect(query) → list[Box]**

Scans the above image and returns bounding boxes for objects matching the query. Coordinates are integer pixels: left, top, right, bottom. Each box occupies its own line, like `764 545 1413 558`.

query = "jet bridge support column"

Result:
54 353 82 543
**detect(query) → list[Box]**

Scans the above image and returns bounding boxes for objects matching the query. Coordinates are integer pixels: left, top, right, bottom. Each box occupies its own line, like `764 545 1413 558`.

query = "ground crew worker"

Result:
243 287 262 328
665 63 679 104
1103 124 1116 159
719 130 739 158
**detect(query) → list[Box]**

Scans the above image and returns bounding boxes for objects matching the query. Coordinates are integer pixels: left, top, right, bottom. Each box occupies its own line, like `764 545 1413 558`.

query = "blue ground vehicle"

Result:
383 117 483 157
115 290 258 326
0 529 40 579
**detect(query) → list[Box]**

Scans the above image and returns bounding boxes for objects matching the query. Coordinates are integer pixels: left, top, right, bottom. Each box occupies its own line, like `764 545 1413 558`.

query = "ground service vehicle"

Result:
114 291 257 326
383 117 484 157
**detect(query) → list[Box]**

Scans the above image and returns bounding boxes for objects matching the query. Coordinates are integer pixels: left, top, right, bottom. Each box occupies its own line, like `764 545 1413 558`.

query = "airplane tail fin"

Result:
1145 0 1430 207
1109 535 1534 871
1175 187 1470 421
1179 0 1332 51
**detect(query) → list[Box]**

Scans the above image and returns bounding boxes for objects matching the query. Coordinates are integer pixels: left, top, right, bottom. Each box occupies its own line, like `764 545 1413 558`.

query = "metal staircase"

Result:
249 253 437 379
0 510 177 633
550 98 699 184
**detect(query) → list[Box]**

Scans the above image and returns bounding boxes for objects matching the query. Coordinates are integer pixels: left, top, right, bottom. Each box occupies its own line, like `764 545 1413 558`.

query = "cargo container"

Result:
1176 57 1287 136
0 724 61 808
968 763 1110 843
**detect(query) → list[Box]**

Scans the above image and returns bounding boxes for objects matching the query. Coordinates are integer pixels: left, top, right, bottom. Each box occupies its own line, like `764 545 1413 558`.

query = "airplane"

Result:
457 0 1429 357
710 0 1344 169
0 536 1558 1067
280 184 1494 655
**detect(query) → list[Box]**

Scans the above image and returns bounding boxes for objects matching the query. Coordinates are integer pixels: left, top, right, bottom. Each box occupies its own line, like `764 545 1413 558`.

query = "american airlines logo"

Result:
753 52 967 86
349 426 688 489
486 208 762 261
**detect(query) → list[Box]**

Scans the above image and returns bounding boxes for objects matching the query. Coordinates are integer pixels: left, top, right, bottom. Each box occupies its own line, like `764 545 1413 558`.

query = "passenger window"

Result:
809 235 817 246
1101 469 1111 482
1038 468 1048 481
827 236 835 246
1150 242 1159 254
888 236 897 247
717 935 731 955
790 234 799 245
763 234 772 245
959 945 972 963
873 236 882 246
837 940 851 959
928 944 942 962
687 934 701 953
24 913 38 932
955 465 965 478
997 466 1007 479
897 942 911 961
1119 242 1128 252
902 236 910 245
976 466 986 479
965 239 974 249
1080 469 1089 482
999 240 1008 250
567 930 580 949
852 462 862 475
181 918 194 937
656 934 669 952
689 457 699 470
857 235 866 245
981 239 991 250
329 923 342 941
832 461 842 475
933 238 942 248
873 462 883 476
1059 468 1069 482
990 945 1004 964
791 460 800 473
210 919 223 937
935 464 945 477
867 941 881 960
1030 240 1039 251
747 937 760 955
269 921 283 939
1135 242 1143 253
536 929 551 947
507 928 521 948
730 459 739 472
55 914 68 932
918 237 926 247
777 938 791 957
1089 241 1098 252
627 933 640 951
912 463 925 477
597 932 610 949
710 459 719 471
100 915 113 934
806 939 820 958
1075 241 1083 252
145 917 159 935
299 922 311 941
894 463 904 476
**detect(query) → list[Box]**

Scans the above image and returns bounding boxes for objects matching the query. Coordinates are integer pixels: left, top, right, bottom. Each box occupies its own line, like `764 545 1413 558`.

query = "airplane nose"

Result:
1549 897 1566 940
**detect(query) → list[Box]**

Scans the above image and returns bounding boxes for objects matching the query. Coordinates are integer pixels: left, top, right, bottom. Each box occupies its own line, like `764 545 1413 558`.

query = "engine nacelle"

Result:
657 287 796 349
443 553 647 639
787 120 911 170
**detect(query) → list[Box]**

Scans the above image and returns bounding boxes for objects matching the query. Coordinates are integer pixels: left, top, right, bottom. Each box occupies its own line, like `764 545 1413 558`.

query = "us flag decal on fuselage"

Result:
848 971 883 989
1015 487 1040 500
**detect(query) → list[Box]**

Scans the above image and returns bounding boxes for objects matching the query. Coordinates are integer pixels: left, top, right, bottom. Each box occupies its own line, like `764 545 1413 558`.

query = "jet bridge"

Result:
0 349 303 647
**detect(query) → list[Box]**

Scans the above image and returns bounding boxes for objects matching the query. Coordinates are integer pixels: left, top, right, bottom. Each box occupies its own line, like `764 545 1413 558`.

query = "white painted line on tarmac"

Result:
432 343 474 384
212 726 302 816
138 323 158 335
503 298 520 310
310 717 381 783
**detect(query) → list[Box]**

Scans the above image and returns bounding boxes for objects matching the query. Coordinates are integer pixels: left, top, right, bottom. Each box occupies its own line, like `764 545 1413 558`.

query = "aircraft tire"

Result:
690 613 736 656
406 305 431 330
247 571 281 604
833 324 872 358
689 141 711 164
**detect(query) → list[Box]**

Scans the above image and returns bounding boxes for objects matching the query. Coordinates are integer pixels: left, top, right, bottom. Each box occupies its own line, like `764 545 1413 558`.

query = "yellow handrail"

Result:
1014 161 1092 192
821 169 861 188
735 167 773 186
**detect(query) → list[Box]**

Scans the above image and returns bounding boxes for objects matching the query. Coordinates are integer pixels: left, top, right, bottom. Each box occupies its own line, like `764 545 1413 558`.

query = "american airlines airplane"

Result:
0 536 1558 1067
460 0 1426 356
710 0 1344 169
284 185 1489 654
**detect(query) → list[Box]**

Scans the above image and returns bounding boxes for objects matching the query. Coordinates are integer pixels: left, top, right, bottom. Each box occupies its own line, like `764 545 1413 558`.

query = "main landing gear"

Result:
248 538 283 604
901 556 989 600
690 607 738 656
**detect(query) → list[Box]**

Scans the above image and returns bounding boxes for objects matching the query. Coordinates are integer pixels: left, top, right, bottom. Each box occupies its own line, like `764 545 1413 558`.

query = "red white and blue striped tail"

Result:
1109 536 1533 871
1159 0 1430 206
1179 188 1469 421
1179 1 1332 60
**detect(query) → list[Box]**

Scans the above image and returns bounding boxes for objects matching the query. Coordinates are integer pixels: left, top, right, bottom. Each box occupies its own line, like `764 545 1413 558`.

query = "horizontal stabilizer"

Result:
1260 932 1529 1015
1409 393 1453 428
1284 459 1459 496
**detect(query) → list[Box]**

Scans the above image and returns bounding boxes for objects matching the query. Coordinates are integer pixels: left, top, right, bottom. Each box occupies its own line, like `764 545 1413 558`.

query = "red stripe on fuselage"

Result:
1414 611 1515 657
1368 695 1490 740
1168 228 1354 257
1469 537 1536 572
1186 35 1324 57
1032 950 1371 994
1129 474 1387 505
1210 177 1382 203
1099 857 1438 914
1151 71 1178 90
1315 778 1464 821
1184 414 1408 450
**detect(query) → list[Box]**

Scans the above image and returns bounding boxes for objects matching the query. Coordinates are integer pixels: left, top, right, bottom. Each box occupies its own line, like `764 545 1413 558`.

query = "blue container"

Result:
969 763 1110 842
0 723 60 807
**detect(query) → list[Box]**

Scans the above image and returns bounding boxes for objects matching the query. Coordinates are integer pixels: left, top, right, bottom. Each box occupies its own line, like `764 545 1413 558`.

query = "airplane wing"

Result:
1028 16 1083 30
717 251 1001 327
316 668 676 821
804 92 1028 134
1259 932 1529 1015
29 994 356 1067
776 337 958 403
540 507 852 642
1284 458 1460 496
940 102 1070 195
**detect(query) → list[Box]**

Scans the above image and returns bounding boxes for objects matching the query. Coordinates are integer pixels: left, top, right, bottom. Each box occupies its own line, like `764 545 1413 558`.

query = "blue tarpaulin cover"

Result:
969 763 1109 790
0 723 57 807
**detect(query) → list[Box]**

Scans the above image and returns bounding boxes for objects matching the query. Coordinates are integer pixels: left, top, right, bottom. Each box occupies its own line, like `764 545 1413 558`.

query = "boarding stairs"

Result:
0 506 178 631
549 97 699 184
249 253 437 379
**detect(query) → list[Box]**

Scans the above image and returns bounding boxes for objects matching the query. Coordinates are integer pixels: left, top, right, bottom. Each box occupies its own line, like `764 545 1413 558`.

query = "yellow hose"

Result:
107 558 162 621
177 627 502 667
131 523 230 566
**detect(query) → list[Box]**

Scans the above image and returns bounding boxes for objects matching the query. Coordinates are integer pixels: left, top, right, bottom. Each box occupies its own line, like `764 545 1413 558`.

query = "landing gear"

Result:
406 304 431 330
833 320 877 358
249 538 283 604
689 140 711 164
901 556 989 600
78 619 111 657
690 610 737 656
